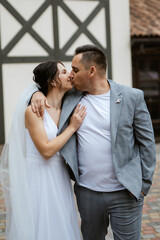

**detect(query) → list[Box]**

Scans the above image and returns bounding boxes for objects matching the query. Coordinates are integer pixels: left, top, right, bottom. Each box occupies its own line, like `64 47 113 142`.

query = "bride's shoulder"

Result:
25 105 42 128
25 105 32 115
25 105 38 121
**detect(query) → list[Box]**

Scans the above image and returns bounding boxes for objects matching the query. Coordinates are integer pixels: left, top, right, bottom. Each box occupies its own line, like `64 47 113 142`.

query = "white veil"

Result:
0 83 38 240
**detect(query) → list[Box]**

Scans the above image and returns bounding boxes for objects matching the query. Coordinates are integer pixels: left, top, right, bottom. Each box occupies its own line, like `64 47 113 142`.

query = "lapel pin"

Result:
115 98 122 104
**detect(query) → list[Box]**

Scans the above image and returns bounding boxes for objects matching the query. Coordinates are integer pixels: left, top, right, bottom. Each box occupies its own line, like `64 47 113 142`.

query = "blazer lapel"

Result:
58 89 83 133
109 80 123 147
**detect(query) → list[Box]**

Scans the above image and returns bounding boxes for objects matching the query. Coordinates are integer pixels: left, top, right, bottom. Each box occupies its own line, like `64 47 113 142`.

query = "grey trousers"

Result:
74 184 144 240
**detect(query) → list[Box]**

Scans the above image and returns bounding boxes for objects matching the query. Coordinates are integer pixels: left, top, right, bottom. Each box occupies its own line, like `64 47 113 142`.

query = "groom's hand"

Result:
31 91 51 117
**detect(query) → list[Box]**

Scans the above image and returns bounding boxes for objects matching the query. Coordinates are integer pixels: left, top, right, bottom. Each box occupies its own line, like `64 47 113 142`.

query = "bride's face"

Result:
57 63 73 91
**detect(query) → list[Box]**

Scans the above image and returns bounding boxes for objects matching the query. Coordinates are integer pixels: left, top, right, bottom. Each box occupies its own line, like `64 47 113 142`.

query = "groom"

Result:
31 45 156 240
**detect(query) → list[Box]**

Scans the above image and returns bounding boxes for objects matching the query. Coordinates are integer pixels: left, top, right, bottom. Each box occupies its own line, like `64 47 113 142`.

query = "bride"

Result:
0 60 86 240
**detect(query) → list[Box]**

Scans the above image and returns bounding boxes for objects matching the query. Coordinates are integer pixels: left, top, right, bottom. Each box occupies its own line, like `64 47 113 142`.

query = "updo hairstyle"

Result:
33 60 63 96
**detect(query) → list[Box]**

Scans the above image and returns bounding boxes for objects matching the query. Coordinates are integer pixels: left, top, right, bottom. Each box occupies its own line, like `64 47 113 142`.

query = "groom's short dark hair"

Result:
74 45 107 71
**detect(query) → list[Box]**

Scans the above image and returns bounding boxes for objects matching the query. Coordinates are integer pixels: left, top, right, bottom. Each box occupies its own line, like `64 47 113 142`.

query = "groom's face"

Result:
70 53 90 91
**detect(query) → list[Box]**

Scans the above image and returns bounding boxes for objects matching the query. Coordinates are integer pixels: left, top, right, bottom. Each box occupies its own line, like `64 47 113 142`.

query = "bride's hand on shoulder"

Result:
31 91 51 118
69 104 87 131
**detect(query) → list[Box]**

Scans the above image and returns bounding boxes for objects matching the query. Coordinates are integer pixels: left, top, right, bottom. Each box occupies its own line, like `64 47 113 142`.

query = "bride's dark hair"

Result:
33 60 64 96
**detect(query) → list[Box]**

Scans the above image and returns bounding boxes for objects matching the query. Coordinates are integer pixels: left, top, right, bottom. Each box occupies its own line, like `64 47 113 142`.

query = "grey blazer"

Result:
58 79 156 200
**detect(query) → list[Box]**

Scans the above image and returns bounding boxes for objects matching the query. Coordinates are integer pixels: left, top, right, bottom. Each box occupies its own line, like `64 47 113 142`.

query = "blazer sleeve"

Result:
133 90 156 196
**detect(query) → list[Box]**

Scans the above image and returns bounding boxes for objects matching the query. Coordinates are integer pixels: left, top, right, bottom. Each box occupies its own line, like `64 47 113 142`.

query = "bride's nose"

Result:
69 70 74 78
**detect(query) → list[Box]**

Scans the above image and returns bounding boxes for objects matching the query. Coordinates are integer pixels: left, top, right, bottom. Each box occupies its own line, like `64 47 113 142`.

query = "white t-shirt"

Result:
77 91 125 192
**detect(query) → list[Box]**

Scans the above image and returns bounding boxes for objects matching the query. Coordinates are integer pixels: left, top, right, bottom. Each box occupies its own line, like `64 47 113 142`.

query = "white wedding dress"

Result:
25 109 81 240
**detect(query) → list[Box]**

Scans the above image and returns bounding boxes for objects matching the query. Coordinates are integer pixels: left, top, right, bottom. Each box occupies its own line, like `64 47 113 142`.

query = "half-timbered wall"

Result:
0 0 132 142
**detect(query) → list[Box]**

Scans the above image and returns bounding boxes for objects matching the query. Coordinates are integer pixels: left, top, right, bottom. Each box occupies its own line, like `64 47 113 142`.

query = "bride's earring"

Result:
51 81 56 87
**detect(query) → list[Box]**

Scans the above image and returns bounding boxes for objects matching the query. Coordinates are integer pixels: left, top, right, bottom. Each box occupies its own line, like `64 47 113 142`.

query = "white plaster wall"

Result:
109 0 132 86
2 63 38 138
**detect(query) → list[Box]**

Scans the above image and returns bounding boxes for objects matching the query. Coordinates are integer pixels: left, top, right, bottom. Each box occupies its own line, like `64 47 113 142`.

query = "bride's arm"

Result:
25 104 86 160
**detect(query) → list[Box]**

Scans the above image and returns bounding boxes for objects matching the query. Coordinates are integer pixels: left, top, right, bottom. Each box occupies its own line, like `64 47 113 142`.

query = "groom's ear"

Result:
89 66 96 76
